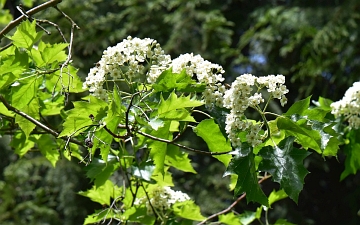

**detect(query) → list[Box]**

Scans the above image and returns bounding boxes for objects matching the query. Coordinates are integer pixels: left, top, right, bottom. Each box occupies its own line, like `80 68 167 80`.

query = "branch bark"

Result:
197 174 272 225
0 95 83 147
0 0 63 41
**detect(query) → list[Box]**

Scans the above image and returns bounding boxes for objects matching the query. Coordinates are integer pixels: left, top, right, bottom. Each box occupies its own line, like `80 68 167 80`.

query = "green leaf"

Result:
9 20 43 50
277 116 339 156
10 132 34 157
258 137 311 203
173 201 206 221
155 92 203 122
39 92 64 116
84 157 120 188
33 134 60 167
165 145 196 173
47 65 84 93
313 96 333 111
238 211 257 225
79 180 121 206
268 189 288 207
15 98 39 138
148 117 164 130
283 96 311 116
219 212 242 225
11 76 39 109
193 119 232 166
0 102 14 117
59 97 108 137
130 161 155 182
124 206 156 224
93 116 121 161
153 68 206 92
84 209 117 225
108 84 126 120
340 129 360 181
158 92 204 112
224 146 268 206
147 121 171 176
41 42 68 65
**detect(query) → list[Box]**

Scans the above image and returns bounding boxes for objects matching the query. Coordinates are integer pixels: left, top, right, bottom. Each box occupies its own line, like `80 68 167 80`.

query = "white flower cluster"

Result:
171 53 226 108
83 37 291 148
223 74 288 147
83 36 171 101
135 186 190 215
331 81 360 129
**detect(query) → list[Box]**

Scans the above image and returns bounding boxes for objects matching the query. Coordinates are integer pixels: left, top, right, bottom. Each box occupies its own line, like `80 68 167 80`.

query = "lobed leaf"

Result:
173 201 206 221
79 180 122 206
152 68 206 93
224 146 268 206
340 129 360 181
147 121 171 176
9 20 43 50
258 137 311 203
84 157 120 188
165 145 196 173
193 119 232 166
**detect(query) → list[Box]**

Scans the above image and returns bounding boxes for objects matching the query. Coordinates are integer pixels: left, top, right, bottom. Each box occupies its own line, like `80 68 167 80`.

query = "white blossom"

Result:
83 36 171 98
223 74 288 147
135 186 190 215
171 53 225 108
331 81 360 129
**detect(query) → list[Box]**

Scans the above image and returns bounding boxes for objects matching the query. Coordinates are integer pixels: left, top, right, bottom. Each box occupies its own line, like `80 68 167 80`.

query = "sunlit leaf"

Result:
153 68 206 92
31 134 60 167
173 201 206 221
283 96 311 116
79 180 121 206
84 209 117 225
268 189 288 207
165 145 196 173
219 212 241 225
59 97 108 137
10 132 34 157
15 98 39 138
193 119 232 166
147 121 171 176
9 20 43 50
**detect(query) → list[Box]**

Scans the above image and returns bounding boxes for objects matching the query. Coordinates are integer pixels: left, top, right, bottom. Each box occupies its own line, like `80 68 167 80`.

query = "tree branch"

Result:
197 174 272 225
0 95 83 147
135 128 232 156
0 0 63 41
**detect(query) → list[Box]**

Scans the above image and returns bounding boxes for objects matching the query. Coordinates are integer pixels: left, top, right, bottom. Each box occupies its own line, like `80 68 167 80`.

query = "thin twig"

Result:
16 5 51 35
0 0 63 40
136 129 232 156
197 174 272 225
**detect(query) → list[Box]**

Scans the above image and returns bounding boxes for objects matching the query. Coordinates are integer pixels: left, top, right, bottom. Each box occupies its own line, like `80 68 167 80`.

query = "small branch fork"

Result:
197 174 272 225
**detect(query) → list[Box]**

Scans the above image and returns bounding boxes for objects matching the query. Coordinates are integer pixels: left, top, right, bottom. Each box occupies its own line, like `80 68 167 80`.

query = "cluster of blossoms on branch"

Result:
135 186 190 215
83 36 172 101
223 74 288 147
331 81 360 129
83 37 289 148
